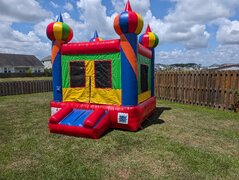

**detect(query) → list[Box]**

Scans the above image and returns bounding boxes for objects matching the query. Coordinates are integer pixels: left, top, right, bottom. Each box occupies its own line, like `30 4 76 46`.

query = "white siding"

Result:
0 66 44 73
14 67 30 73
0 67 15 73
42 60 52 69
40 67 44 73
30 67 44 73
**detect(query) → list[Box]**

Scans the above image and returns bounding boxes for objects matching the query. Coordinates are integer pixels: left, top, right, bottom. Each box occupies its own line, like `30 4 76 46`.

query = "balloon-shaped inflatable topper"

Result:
139 25 159 48
46 14 73 43
90 31 103 42
114 0 144 35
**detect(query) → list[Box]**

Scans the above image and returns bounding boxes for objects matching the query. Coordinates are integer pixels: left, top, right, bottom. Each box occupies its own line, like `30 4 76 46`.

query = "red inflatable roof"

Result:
61 39 152 59
138 43 152 59
61 39 120 55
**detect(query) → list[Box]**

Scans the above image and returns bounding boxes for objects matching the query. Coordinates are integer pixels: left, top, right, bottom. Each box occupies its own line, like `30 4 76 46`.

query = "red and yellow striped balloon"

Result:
139 25 159 48
46 22 73 43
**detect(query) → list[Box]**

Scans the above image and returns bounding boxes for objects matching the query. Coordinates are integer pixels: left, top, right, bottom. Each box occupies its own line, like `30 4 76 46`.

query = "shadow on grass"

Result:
101 128 114 138
101 107 172 138
141 107 171 129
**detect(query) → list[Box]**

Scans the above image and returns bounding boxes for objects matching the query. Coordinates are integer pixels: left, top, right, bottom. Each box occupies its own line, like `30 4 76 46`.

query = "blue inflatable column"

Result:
151 49 155 96
52 42 62 102
113 0 144 106
120 33 138 106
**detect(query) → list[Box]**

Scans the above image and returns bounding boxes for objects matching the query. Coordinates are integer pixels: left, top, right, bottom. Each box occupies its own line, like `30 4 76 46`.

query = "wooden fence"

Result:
0 80 52 96
1 71 239 112
155 71 239 112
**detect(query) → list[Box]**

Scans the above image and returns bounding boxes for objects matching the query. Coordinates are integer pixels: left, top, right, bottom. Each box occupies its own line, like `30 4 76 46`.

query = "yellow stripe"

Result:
148 32 156 48
138 91 151 103
85 61 94 79
53 22 62 41
135 13 144 34
86 60 94 91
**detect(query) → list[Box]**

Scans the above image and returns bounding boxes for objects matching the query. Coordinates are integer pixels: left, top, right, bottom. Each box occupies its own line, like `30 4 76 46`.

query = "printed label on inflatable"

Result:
117 113 128 124
51 107 62 116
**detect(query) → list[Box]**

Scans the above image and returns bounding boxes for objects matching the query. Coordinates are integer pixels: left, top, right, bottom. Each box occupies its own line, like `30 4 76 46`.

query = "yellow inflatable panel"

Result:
90 88 121 105
63 88 121 105
63 88 89 103
138 91 151 103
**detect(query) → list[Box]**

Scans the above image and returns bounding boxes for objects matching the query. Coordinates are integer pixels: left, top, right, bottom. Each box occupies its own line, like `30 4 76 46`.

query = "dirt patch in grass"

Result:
6 158 38 171
117 168 131 179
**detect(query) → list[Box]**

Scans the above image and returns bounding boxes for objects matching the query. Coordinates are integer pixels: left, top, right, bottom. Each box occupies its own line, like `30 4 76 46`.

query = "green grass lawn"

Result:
0 77 52 82
0 93 239 179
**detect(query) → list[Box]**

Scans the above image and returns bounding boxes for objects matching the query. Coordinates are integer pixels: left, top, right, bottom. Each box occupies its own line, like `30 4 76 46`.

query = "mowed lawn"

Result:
0 77 52 82
0 93 239 179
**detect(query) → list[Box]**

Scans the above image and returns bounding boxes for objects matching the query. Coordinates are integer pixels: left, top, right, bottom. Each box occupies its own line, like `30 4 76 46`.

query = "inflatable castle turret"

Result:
47 1 159 139
90 31 103 42
139 25 159 96
113 0 143 106
46 14 73 102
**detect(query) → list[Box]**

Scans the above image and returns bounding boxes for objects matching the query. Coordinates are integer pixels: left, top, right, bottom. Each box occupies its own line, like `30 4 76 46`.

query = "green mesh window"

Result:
95 61 112 88
140 64 148 93
70 61 85 88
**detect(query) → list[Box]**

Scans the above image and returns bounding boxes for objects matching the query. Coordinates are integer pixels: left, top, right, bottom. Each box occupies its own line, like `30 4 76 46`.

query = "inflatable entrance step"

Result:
49 106 110 138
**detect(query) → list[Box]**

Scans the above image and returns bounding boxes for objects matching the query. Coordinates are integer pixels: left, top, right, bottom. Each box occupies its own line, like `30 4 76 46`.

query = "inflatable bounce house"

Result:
46 0 159 139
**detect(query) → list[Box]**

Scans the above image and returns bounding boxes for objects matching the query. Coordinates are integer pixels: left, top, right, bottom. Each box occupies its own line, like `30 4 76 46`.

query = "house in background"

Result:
208 63 239 71
0 53 44 74
41 55 52 69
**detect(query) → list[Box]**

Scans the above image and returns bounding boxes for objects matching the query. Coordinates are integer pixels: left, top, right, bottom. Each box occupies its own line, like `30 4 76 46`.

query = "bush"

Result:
44 68 52 77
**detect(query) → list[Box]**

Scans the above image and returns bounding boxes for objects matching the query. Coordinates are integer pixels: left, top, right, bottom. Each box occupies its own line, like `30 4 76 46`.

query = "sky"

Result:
0 0 239 66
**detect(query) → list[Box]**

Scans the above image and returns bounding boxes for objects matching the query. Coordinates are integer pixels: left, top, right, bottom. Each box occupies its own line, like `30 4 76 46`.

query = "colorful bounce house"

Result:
47 1 159 139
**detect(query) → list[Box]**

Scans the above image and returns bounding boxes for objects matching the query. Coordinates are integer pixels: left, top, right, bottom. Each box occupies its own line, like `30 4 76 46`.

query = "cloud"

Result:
157 49 205 65
72 0 237 50
61 12 87 42
157 44 239 66
74 0 151 41
76 0 118 40
0 0 52 22
0 0 238 65
111 0 125 13
64 2 74 12
111 0 150 17
166 0 232 24
0 22 51 59
215 18 239 45
50 1 59 9
111 0 211 49
34 18 55 39
154 0 231 49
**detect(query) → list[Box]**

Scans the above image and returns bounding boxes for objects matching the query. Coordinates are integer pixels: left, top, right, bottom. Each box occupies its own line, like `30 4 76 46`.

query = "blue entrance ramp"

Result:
49 107 111 139
59 109 93 127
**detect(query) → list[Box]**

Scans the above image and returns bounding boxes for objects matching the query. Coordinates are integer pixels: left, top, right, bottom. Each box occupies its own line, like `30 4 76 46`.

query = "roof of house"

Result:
0 53 44 67
209 63 239 70
41 55 51 62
